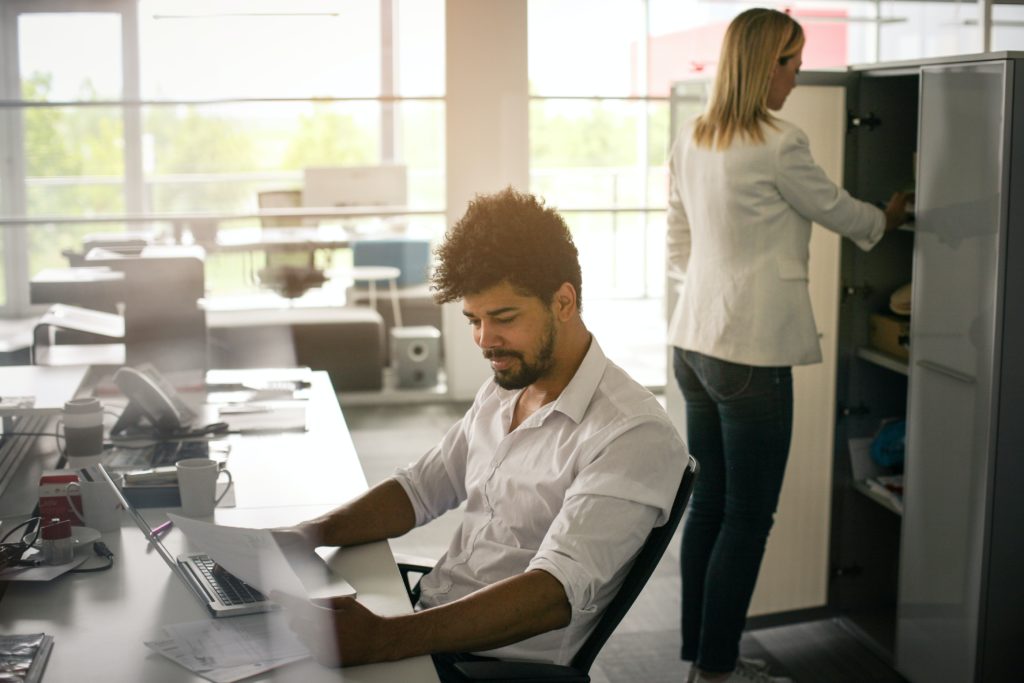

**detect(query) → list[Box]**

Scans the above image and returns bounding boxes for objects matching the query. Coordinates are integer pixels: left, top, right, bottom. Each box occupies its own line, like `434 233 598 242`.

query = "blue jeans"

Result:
674 348 793 674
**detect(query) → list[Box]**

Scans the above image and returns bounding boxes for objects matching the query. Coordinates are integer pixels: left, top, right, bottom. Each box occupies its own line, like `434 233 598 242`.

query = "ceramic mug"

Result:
65 474 123 532
176 459 233 517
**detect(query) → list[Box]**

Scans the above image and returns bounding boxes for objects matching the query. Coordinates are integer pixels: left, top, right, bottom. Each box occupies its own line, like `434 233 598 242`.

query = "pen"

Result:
150 520 173 539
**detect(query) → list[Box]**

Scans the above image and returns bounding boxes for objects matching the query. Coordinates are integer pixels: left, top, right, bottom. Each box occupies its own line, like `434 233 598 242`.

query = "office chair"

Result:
397 454 699 683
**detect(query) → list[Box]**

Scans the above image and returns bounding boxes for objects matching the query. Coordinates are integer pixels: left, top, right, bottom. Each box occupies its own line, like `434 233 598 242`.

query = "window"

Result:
0 0 445 313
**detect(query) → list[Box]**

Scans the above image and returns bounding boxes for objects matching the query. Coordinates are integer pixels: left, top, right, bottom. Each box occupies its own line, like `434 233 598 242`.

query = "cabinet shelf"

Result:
856 346 909 375
853 479 904 516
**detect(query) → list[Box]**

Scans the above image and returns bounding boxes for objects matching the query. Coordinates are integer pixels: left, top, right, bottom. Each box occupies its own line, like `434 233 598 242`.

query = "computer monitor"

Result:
0 365 89 417
302 164 407 210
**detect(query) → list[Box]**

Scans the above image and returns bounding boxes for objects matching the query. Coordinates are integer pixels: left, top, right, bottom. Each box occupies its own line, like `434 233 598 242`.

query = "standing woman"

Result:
667 9 910 683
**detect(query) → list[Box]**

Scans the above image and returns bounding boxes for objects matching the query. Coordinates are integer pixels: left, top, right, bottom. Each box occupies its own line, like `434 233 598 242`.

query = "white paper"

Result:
216 401 307 433
162 613 308 668
167 514 309 599
146 613 308 683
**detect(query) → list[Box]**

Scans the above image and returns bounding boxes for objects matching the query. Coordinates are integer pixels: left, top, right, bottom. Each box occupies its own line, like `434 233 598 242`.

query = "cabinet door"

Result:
746 84 845 616
665 80 846 617
897 61 1007 683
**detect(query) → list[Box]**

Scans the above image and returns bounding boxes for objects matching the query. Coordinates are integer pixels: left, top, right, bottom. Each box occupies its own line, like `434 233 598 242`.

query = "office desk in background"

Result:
0 370 440 683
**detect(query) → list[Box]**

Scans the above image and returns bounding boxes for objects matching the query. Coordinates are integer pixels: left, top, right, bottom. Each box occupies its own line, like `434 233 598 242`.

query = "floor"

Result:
344 400 909 683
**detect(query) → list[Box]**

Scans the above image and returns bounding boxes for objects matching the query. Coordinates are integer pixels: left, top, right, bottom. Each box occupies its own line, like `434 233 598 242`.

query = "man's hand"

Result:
272 591 392 668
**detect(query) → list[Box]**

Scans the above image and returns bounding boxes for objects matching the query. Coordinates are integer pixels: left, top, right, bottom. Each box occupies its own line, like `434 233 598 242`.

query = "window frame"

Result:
0 0 434 316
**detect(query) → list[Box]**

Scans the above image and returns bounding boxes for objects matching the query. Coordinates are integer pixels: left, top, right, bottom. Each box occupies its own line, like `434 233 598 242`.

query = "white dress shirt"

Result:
667 116 886 366
392 337 688 664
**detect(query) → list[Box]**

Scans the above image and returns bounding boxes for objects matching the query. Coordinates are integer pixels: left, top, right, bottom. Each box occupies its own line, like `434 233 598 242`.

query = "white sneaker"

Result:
688 658 768 683
737 656 770 673
693 666 793 683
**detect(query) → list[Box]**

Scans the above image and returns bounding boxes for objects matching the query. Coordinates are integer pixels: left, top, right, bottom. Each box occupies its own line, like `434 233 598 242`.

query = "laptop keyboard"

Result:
0 413 49 498
193 554 267 605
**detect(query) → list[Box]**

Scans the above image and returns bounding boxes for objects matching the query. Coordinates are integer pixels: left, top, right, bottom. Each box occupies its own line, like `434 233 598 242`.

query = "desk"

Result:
0 370 439 682
212 227 352 255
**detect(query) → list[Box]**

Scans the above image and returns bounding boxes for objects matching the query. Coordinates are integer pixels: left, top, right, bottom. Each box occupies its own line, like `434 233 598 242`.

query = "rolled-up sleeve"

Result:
775 126 885 252
527 419 686 613
393 413 472 527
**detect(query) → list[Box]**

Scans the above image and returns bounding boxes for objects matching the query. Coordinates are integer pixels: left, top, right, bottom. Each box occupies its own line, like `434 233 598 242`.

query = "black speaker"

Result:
391 326 441 388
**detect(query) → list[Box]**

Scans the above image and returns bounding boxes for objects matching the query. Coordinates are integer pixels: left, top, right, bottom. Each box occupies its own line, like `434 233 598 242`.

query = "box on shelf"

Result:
869 312 910 360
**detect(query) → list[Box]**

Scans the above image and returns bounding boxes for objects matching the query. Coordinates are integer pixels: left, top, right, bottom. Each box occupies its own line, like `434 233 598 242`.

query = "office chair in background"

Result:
397 454 699 683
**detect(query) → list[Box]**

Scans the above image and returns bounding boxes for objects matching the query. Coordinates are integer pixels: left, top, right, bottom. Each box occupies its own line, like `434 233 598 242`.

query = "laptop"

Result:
95 463 273 618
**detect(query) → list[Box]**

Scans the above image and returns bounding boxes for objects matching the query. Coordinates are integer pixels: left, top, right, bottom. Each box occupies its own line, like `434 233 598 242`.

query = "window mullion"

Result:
1 2 30 315
122 0 144 214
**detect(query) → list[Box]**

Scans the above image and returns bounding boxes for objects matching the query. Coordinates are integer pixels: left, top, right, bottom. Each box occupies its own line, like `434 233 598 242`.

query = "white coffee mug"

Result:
176 459 233 517
66 475 123 533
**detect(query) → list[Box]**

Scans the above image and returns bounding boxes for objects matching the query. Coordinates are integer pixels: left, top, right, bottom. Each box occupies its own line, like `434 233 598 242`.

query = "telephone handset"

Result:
110 365 197 436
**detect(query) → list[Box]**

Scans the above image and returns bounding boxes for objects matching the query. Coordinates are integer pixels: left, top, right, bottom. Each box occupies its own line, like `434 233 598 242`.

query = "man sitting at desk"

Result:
273 188 688 679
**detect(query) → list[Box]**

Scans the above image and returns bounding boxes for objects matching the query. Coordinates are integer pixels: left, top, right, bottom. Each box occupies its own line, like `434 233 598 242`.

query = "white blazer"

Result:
667 116 885 367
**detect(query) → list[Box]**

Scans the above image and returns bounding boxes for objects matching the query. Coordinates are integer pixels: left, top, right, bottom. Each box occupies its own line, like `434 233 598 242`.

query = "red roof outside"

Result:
638 8 850 97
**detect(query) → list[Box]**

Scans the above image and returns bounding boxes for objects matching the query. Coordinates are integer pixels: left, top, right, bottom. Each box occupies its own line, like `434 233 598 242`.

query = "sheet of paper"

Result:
163 613 308 668
145 613 308 683
167 514 308 599
216 401 307 433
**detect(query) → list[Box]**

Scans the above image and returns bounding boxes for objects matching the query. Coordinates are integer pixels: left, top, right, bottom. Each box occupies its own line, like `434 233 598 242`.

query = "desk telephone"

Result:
110 365 197 436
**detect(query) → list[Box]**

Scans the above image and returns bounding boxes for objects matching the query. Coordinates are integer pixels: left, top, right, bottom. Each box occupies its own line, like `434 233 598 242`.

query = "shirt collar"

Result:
495 335 607 426
550 335 606 424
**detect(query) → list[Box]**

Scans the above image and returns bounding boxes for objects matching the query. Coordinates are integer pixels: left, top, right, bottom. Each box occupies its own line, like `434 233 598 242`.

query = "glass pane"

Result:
139 0 382 99
23 105 125 217
531 99 658 208
566 211 656 300
396 0 445 97
992 5 1024 52
142 99 444 212
528 0 644 97
0 239 6 308
27 222 130 281
880 3 982 62
143 101 382 213
19 13 122 101
399 100 445 210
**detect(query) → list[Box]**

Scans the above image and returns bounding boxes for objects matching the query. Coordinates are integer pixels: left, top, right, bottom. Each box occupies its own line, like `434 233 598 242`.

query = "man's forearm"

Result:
301 478 417 547
382 569 572 660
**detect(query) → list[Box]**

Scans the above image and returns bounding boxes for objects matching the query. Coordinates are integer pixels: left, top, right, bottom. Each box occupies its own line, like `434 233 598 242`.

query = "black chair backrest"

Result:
569 454 699 673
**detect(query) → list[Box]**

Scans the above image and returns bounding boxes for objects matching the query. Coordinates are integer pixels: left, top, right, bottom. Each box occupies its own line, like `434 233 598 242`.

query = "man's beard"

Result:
484 318 557 390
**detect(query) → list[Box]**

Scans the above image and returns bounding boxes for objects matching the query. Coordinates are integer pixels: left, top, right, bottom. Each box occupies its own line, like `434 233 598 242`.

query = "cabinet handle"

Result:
915 359 976 384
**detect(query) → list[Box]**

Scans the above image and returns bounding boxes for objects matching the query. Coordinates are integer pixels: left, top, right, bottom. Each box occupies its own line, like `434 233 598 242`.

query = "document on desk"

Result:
215 400 307 433
146 613 309 683
167 514 356 600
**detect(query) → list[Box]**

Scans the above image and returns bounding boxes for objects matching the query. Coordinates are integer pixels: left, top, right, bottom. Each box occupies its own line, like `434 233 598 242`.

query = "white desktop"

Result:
0 369 440 682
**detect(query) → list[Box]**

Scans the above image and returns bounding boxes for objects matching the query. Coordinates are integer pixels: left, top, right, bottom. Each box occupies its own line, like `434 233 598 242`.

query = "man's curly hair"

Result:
431 188 583 311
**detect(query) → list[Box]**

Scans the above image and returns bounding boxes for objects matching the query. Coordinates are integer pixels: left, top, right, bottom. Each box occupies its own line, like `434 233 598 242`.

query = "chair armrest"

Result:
452 661 589 683
392 552 438 573
394 552 437 606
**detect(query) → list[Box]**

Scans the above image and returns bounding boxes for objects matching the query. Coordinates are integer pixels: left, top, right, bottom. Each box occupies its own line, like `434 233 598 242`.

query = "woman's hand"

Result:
884 191 914 232
272 591 393 668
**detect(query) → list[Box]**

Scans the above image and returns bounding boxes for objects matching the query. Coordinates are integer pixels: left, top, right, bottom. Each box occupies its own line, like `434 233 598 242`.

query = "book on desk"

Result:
0 633 54 683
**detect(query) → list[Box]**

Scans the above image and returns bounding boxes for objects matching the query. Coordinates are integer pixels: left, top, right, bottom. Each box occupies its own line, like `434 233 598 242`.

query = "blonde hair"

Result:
693 8 804 150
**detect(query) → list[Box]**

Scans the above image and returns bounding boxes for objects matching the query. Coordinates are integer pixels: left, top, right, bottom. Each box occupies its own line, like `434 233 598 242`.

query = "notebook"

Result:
95 463 272 618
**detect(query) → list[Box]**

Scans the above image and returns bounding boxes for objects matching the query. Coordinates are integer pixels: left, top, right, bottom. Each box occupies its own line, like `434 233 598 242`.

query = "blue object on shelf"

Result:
871 419 906 469
352 238 431 287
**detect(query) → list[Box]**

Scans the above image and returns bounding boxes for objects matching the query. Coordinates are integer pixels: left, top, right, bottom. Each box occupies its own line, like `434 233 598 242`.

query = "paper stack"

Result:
146 613 308 683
